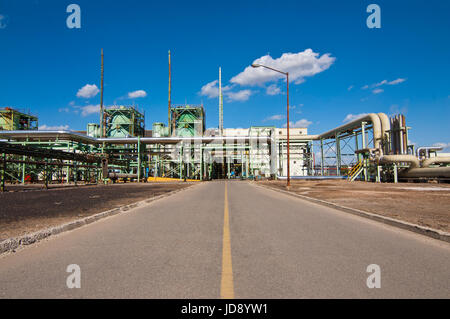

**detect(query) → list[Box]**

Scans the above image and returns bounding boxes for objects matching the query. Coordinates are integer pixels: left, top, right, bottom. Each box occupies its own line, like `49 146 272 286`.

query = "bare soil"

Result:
259 180 450 232
0 182 191 240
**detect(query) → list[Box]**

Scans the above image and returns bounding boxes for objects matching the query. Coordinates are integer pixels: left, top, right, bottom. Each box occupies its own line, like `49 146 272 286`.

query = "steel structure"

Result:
0 107 38 131
1 110 449 190
104 106 145 138
170 105 205 137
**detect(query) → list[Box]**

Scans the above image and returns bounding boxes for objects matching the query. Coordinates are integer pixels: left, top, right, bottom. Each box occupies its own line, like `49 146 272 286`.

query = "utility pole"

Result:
100 48 105 137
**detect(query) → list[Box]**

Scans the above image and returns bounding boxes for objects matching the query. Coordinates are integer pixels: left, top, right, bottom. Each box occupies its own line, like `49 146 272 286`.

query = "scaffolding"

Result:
170 105 205 137
0 107 38 131
104 106 145 138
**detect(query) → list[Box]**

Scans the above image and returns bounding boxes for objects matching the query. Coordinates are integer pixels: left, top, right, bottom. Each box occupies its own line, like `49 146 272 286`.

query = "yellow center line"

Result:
220 182 234 299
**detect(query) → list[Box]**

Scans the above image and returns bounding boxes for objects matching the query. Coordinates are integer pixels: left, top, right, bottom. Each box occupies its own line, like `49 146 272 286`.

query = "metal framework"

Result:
0 107 38 131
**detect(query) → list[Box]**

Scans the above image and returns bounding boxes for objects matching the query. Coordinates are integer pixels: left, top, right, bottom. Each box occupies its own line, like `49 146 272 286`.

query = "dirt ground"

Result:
0 182 192 240
259 180 450 233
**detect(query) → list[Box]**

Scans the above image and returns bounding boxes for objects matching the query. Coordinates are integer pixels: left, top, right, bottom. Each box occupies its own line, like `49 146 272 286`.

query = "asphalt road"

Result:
0 181 449 298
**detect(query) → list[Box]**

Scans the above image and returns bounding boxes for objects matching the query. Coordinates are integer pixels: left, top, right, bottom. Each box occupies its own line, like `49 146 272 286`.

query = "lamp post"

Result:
251 63 290 187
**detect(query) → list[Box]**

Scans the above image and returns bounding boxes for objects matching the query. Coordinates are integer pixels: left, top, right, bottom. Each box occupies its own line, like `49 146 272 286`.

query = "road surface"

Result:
0 181 449 298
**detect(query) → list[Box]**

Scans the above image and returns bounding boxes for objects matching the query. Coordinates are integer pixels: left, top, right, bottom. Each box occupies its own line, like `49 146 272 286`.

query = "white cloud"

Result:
79 104 100 116
372 88 384 94
264 114 284 121
199 79 251 102
0 14 8 29
347 85 354 91
283 119 312 128
266 84 281 95
389 104 408 115
230 49 335 86
76 84 99 98
200 80 219 98
225 89 252 102
362 78 407 91
58 107 70 113
343 113 369 123
199 80 234 99
128 90 147 98
373 80 388 87
40 124 70 131
388 78 406 85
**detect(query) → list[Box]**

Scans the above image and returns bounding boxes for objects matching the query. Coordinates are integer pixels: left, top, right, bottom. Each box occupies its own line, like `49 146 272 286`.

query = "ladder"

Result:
347 160 364 181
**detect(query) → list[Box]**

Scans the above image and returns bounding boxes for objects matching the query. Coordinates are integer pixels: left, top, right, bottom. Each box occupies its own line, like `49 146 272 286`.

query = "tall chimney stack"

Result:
219 67 223 136
168 50 172 135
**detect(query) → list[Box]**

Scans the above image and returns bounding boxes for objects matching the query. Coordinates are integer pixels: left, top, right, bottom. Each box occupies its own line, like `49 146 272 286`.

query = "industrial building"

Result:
0 52 449 190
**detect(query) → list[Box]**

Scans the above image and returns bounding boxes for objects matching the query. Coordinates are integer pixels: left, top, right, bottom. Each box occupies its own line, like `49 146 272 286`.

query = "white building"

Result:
220 126 313 178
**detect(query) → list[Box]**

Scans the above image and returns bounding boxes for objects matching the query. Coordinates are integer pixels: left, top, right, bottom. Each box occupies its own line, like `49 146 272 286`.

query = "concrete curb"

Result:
254 182 450 244
0 183 198 255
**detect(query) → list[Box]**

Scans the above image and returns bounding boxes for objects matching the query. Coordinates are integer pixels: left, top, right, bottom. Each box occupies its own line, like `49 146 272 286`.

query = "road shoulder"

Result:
254 182 450 243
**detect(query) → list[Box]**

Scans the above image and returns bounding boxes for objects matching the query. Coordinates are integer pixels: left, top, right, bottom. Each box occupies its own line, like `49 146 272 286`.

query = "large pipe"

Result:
317 113 382 150
421 157 450 168
416 146 443 159
399 167 450 178
0 130 98 144
378 154 420 168
0 130 276 145
377 112 390 153
108 172 138 179
377 112 390 138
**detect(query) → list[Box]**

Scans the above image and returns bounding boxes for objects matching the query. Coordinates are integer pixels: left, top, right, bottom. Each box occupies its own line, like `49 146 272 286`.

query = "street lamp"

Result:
251 63 290 187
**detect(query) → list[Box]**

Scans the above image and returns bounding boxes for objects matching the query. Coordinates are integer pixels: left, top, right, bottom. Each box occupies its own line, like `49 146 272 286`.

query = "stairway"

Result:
347 160 364 181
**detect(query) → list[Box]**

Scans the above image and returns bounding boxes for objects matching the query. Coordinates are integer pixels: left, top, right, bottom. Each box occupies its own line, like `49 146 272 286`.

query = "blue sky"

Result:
0 0 449 150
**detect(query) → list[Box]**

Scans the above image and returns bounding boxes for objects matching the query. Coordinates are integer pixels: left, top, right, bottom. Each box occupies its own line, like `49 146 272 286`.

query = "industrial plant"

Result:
0 52 449 191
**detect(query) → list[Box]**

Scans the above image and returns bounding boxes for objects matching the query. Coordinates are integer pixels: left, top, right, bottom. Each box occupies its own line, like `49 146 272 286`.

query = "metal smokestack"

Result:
168 50 171 135
219 67 223 136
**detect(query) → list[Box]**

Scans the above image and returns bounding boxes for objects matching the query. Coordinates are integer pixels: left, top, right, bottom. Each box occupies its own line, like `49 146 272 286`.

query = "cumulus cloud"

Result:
266 84 281 96
40 124 70 131
200 80 251 102
225 89 252 102
343 113 369 123
200 80 219 98
264 114 284 121
76 84 99 98
230 49 335 86
283 119 312 128
128 90 147 98
75 104 100 116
